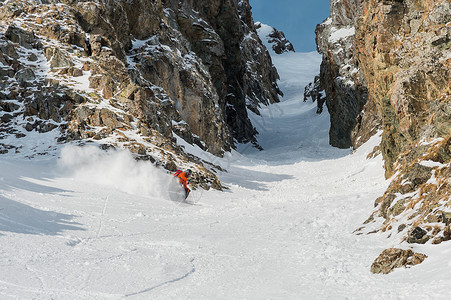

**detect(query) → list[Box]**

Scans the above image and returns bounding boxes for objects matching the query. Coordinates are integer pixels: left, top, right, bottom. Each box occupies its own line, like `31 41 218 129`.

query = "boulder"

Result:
15 68 36 83
407 227 430 244
5 25 36 49
44 47 74 69
407 164 432 187
1 114 14 123
28 53 38 62
165 160 178 172
99 108 122 129
371 248 427 274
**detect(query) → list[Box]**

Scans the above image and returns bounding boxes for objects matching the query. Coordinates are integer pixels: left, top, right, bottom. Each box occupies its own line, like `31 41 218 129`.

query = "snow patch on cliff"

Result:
329 26 355 43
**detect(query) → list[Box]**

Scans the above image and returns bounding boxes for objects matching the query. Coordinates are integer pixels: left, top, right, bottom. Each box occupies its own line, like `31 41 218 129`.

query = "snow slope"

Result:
1 51 451 299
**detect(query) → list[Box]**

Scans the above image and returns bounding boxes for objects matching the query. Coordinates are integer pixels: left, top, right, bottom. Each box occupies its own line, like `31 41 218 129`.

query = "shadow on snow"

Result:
242 101 351 166
0 159 84 236
0 196 84 236
221 166 294 192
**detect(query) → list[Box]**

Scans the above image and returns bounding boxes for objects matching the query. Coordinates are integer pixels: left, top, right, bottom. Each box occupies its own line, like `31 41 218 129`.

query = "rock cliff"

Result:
315 0 372 149
356 0 450 246
316 0 450 269
0 0 281 188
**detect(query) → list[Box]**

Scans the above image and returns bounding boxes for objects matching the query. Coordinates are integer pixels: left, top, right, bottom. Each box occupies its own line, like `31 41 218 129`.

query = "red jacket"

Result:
176 171 190 189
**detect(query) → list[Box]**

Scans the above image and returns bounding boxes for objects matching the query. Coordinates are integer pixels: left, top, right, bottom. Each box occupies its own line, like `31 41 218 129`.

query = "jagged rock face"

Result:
0 0 281 188
174 0 281 145
355 0 450 176
239 17 282 120
318 0 450 250
356 0 451 244
315 0 374 149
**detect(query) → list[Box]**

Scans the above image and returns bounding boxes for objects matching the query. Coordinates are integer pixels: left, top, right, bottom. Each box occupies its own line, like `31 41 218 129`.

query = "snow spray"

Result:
57 145 171 199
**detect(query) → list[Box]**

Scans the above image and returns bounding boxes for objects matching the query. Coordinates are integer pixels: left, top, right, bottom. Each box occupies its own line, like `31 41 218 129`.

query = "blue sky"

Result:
249 0 331 52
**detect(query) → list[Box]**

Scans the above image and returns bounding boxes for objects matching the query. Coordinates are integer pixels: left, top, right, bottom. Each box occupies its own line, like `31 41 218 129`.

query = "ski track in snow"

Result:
1 52 451 299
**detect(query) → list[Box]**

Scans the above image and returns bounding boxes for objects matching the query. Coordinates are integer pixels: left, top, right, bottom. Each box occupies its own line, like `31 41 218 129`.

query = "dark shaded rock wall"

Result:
169 0 281 145
316 0 375 149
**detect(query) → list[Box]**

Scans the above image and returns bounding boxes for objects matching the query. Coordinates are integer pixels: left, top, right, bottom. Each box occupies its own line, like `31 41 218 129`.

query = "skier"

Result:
174 169 192 199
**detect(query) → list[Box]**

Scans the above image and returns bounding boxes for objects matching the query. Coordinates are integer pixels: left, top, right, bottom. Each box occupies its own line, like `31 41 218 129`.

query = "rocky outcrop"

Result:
239 15 282 119
317 0 450 268
255 22 295 54
371 248 427 274
303 75 326 114
0 0 281 188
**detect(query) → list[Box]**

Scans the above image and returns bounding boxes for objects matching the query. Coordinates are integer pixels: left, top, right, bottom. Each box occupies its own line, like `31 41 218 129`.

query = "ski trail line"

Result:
124 259 196 298
96 195 109 238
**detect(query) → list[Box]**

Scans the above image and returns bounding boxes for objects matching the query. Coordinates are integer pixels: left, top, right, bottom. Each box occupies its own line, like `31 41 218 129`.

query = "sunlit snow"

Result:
1 39 451 300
